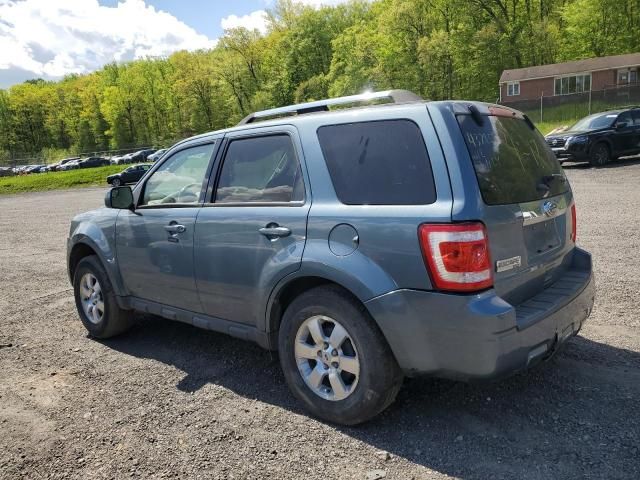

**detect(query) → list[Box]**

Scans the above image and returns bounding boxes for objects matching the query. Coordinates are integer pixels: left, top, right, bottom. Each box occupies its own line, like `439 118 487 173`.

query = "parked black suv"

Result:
545 107 640 166
107 164 152 186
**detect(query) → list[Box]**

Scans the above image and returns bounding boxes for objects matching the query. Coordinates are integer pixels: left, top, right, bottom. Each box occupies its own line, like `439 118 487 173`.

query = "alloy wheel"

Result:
79 273 104 324
593 144 609 165
294 315 360 401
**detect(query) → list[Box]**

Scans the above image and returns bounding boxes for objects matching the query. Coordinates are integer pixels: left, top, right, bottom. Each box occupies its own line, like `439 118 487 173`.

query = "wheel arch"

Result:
68 233 127 298
68 242 99 281
264 274 381 350
591 138 613 156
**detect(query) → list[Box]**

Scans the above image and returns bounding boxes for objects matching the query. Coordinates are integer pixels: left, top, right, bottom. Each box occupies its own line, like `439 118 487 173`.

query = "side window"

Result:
632 110 640 126
617 111 633 126
140 143 214 206
215 135 304 203
317 120 436 205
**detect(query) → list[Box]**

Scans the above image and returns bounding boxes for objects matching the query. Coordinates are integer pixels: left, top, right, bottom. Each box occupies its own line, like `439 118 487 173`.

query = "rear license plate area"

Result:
524 220 561 255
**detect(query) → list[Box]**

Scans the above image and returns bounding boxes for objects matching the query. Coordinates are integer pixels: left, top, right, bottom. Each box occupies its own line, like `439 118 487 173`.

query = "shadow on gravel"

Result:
104 317 640 480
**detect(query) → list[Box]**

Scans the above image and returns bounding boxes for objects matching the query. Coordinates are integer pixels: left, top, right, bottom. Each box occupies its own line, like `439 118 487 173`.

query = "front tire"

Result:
73 255 133 339
278 285 403 425
111 177 122 187
590 142 610 166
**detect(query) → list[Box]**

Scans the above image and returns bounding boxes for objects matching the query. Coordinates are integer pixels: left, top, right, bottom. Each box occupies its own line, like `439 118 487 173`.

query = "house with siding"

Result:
499 52 640 103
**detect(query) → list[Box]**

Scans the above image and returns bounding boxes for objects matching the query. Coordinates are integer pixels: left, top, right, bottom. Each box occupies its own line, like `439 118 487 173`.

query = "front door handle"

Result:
259 225 291 239
165 224 186 234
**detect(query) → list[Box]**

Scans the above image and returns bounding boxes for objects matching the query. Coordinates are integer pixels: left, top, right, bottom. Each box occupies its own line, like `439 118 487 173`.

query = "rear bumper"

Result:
365 248 595 380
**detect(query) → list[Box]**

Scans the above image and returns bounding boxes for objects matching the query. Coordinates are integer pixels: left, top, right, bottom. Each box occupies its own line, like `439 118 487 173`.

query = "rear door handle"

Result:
165 224 186 234
259 226 291 238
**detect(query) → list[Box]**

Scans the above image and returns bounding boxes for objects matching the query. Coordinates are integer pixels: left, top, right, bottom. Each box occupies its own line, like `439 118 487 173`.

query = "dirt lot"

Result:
1 161 639 480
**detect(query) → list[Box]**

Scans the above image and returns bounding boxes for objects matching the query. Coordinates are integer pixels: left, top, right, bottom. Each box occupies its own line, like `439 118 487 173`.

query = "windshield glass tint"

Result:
457 115 568 205
570 113 617 131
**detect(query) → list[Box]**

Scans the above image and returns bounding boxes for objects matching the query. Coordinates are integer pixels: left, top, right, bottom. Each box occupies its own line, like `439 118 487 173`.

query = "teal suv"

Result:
67 91 595 424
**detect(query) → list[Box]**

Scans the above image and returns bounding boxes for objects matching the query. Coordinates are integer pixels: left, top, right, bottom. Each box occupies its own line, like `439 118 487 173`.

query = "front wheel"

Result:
278 285 403 425
73 255 133 338
590 142 610 166
111 177 122 187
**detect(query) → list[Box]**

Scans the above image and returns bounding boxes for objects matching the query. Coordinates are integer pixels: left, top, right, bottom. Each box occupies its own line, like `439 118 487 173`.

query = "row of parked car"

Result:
110 148 167 165
0 148 168 177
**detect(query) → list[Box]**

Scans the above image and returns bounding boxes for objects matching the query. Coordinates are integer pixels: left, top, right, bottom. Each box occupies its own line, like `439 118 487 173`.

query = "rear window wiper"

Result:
542 173 567 185
537 173 566 193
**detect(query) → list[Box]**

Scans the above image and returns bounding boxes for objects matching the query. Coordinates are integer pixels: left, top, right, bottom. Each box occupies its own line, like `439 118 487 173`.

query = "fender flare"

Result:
69 226 127 297
262 248 398 336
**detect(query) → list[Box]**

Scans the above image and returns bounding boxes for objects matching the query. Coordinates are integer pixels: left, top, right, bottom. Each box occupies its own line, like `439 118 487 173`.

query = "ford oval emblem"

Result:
542 200 558 217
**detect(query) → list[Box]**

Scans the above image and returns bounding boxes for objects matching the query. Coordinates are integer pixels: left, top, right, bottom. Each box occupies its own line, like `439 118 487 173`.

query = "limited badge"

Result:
496 256 521 273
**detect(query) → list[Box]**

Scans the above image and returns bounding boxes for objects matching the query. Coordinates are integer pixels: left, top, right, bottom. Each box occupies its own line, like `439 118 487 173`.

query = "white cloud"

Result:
220 10 269 34
221 0 360 36
0 0 216 86
295 0 355 6
260 0 356 6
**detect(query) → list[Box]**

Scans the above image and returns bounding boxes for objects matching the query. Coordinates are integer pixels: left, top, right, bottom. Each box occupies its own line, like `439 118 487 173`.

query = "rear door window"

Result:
215 135 304 203
457 114 568 205
317 120 436 205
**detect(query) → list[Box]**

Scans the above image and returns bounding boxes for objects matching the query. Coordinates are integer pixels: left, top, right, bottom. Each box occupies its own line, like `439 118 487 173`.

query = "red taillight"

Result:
570 203 577 243
418 223 493 292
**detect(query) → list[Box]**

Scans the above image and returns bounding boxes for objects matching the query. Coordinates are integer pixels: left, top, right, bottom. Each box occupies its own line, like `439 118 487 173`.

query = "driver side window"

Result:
617 111 632 127
141 143 215 206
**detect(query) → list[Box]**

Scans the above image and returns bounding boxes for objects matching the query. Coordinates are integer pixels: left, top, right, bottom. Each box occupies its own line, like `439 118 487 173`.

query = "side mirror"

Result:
105 186 134 210
616 121 628 130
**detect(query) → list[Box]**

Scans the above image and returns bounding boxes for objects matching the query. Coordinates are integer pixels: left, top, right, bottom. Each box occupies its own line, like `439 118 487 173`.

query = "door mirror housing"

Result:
105 186 134 210
615 121 628 130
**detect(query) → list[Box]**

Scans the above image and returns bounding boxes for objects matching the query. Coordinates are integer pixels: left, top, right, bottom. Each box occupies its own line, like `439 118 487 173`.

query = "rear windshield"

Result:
457 114 568 205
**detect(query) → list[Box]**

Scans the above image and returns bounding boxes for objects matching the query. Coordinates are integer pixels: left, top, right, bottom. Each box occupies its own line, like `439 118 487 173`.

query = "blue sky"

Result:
98 0 270 39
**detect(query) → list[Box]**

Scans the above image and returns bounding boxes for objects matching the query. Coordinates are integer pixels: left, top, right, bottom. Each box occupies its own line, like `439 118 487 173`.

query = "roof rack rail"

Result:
237 89 423 125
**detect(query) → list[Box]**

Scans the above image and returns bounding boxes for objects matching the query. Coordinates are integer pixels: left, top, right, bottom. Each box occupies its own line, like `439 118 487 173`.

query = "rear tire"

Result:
590 142 610 166
73 255 133 339
278 285 403 425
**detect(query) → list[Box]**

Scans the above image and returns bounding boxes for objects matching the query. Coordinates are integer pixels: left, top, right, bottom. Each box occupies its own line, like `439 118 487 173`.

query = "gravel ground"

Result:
1 161 639 480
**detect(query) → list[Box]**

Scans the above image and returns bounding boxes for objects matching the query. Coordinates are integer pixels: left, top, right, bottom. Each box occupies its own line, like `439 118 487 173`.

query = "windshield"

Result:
457 114 568 205
570 113 617 131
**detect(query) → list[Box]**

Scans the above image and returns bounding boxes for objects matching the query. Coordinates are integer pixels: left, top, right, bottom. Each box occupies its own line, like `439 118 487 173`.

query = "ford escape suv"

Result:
67 90 595 425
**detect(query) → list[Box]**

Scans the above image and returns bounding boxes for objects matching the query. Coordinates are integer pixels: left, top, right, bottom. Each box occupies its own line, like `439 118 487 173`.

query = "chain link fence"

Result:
0 145 163 170
500 84 640 133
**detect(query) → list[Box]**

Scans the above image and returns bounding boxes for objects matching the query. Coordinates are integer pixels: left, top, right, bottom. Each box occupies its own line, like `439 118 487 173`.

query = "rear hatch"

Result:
456 106 576 306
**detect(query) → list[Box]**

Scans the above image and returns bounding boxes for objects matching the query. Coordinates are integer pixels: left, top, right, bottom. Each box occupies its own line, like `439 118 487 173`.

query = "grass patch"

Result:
0 165 123 195
536 120 578 135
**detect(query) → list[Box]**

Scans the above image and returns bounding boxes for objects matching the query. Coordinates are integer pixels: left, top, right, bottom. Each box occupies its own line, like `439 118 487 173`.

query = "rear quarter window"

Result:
317 120 436 205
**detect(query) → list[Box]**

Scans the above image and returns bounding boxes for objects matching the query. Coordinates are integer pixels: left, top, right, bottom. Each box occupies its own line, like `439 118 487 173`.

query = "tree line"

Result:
1 0 638 161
